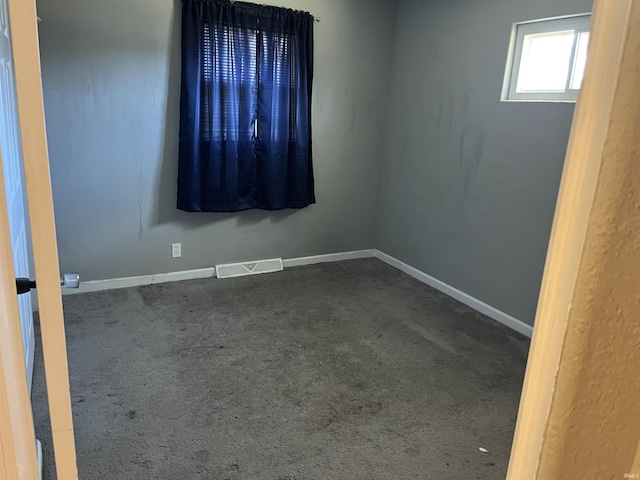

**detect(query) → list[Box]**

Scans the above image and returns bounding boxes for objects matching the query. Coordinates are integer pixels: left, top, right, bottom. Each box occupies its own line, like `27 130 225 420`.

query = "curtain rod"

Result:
231 1 320 21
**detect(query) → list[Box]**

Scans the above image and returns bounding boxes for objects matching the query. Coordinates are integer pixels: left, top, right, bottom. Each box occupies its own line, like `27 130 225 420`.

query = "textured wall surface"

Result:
538 2 640 474
508 1 640 476
376 0 592 325
38 0 396 281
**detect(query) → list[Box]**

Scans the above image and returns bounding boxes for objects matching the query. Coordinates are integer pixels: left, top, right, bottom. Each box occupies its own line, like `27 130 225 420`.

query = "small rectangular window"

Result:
502 14 591 102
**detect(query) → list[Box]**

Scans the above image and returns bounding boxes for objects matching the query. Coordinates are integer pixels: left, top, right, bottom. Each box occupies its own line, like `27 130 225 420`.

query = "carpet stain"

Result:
321 396 384 429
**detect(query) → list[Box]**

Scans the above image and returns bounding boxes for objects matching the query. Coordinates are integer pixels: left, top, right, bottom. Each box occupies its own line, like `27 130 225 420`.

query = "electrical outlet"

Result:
172 243 182 258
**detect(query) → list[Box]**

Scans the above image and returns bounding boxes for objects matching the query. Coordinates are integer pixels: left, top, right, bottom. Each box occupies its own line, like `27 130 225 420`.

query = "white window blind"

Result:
201 22 298 143
201 22 257 141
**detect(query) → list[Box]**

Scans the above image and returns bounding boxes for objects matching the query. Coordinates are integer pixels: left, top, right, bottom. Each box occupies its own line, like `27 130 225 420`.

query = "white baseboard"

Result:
59 247 531 337
282 249 376 268
373 250 533 338
62 250 376 296
62 267 217 295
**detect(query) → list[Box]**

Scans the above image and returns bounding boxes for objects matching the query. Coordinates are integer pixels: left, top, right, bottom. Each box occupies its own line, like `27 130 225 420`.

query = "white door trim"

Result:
0 0 35 391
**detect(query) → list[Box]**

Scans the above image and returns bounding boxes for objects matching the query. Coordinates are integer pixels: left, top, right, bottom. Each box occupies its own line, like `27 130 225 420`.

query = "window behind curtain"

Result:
201 22 258 142
178 1 315 213
259 30 297 142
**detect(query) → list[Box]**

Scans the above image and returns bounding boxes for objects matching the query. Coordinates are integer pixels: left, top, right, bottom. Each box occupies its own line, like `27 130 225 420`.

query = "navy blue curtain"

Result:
178 0 315 212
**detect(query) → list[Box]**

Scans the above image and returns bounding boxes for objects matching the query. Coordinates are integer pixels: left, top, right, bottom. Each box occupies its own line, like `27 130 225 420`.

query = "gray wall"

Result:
38 0 396 281
376 0 592 325
39 0 592 326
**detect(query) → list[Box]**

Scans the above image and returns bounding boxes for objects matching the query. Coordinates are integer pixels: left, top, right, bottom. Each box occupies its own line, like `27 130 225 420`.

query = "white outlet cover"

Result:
172 243 181 258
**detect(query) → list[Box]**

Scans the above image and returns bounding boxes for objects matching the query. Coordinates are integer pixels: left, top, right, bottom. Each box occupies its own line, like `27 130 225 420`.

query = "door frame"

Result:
1 0 78 478
507 0 640 477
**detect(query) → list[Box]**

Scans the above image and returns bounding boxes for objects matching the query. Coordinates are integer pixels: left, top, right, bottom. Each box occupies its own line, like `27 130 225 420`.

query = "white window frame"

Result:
501 13 591 103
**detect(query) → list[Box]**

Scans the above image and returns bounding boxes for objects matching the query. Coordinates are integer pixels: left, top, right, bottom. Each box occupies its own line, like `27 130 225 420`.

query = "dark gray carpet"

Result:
32 258 529 479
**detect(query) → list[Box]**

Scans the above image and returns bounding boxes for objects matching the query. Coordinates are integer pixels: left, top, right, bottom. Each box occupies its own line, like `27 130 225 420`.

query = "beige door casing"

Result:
507 0 640 478
0 0 78 478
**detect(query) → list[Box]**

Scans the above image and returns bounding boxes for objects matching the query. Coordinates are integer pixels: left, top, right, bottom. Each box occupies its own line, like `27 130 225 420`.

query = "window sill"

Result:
500 98 577 104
